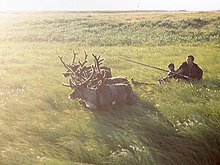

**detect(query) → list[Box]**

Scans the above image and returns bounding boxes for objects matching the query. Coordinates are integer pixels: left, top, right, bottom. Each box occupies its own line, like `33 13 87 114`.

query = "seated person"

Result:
167 62 177 79
158 62 177 83
176 55 203 81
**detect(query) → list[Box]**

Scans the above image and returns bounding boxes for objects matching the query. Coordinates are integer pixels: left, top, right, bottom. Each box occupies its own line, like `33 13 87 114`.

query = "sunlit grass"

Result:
0 11 219 164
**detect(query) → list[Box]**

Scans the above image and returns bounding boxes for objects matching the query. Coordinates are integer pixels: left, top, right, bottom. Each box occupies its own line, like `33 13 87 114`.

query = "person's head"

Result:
186 55 194 66
167 62 175 71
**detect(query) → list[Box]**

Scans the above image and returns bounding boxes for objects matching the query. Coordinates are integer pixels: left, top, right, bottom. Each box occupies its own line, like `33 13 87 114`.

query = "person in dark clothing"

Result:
176 55 203 81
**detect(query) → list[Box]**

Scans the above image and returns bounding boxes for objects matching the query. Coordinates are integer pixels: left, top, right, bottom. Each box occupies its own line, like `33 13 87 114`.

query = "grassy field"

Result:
0 11 220 164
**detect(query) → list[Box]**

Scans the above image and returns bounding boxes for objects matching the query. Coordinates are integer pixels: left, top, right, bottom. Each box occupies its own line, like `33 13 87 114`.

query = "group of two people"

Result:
160 55 203 83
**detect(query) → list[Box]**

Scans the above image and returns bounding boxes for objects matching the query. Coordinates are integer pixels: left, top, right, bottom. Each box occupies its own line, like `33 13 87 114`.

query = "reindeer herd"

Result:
58 51 136 110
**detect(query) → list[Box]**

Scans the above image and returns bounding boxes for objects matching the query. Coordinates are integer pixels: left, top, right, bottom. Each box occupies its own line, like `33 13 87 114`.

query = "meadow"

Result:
0 11 220 164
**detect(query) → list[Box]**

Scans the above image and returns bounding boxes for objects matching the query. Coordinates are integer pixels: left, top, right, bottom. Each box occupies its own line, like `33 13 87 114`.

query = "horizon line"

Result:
0 9 220 12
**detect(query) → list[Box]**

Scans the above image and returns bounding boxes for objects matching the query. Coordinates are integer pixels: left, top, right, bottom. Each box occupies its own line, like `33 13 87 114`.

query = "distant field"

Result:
0 11 219 46
0 11 220 164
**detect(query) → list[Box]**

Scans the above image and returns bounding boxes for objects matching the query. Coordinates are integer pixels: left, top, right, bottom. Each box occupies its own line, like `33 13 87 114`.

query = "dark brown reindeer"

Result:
67 73 135 110
63 55 136 110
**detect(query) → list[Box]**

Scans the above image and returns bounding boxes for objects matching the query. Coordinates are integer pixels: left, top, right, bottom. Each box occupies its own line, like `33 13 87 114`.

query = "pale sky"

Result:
0 0 219 11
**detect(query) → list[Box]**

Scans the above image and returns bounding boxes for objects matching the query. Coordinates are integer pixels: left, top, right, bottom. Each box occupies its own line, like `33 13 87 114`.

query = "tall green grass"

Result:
0 12 220 164
0 12 219 46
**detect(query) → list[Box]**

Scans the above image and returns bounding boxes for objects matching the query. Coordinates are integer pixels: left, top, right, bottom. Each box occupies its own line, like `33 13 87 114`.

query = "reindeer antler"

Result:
81 65 95 86
58 56 68 69
72 50 78 65
58 56 74 73
78 51 88 68
98 69 106 85
58 56 76 77
84 51 88 62
92 54 104 72
69 65 95 87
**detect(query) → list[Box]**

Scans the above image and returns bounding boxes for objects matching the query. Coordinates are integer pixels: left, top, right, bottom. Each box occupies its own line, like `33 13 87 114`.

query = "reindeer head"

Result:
65 65 95 100
68 85 86 100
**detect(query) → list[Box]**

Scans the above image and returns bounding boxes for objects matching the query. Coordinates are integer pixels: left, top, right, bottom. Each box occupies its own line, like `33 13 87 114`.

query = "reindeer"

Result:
67 66 135 110
61 53 136 110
